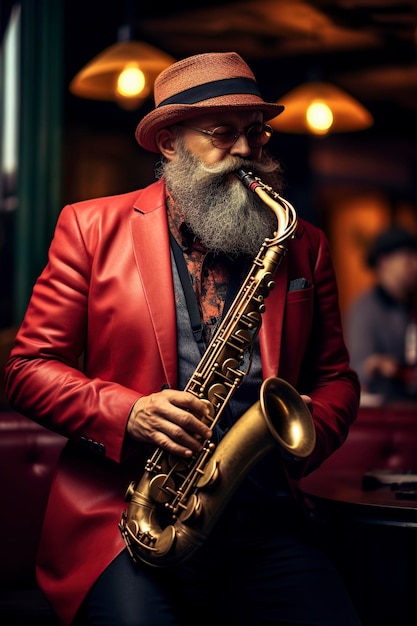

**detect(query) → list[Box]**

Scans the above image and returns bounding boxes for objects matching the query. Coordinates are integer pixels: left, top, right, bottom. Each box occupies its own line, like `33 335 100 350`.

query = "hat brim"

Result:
136 102 285 153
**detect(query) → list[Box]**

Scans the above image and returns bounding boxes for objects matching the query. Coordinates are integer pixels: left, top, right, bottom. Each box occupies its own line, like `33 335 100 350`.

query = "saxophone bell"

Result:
260 377 315 460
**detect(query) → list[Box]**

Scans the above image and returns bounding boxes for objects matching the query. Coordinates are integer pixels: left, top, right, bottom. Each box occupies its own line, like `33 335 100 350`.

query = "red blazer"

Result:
4 179 359 625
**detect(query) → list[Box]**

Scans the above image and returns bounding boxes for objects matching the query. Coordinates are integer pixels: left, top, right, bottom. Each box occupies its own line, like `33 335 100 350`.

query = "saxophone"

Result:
119 168 316 567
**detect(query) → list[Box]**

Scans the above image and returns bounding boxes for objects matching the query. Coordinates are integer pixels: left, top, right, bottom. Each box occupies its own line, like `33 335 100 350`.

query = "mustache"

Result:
190 157 250 185
196 156 269 179
196 154 284 194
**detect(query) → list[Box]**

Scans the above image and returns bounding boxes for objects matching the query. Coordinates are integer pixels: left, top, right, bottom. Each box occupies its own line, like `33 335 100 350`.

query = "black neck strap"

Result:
170 232 204 344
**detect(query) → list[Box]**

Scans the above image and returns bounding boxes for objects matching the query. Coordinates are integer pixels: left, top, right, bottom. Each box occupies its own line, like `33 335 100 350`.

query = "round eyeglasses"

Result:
180 123 273 149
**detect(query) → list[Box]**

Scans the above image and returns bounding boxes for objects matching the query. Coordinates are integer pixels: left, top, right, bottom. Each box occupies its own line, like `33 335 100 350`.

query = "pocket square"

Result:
288 277 311 291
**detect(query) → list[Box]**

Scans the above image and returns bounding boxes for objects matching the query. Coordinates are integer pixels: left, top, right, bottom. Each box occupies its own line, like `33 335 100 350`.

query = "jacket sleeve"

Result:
3 202 141 464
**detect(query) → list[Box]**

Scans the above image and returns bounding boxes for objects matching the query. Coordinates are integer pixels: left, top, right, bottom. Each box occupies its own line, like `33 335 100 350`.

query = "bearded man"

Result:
5 52 362 626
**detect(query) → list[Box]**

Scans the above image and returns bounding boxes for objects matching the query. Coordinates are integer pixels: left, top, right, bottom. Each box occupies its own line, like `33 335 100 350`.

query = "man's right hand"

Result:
127 389 213 458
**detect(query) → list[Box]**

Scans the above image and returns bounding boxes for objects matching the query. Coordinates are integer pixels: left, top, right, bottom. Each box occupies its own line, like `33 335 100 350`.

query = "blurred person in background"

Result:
346 226 417 402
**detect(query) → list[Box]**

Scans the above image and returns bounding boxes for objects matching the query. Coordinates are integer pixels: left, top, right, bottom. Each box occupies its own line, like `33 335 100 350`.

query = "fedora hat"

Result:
135 52 284 153
367 226 417 268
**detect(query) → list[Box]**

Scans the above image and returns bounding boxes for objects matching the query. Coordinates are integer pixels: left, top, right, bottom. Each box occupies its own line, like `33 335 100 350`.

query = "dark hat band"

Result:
157 77 262 108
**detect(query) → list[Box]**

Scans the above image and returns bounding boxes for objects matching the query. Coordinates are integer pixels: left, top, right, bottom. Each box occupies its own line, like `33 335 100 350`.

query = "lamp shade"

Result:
69 41 175 108
270 81 373 135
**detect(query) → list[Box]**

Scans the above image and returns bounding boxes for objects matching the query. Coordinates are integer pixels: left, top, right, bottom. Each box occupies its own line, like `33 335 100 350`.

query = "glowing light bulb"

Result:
306 101 333 134
117 66 145 97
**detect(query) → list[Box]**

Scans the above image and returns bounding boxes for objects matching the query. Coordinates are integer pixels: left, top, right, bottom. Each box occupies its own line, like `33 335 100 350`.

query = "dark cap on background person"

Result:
135 51 284 153
367 226 417 268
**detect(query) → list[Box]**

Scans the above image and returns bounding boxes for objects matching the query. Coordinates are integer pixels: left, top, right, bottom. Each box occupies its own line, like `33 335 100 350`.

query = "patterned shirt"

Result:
167 193 237 345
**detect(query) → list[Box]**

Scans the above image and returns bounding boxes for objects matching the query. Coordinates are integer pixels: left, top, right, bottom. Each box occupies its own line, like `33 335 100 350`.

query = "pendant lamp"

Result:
270 81 373 135
69 27 175 110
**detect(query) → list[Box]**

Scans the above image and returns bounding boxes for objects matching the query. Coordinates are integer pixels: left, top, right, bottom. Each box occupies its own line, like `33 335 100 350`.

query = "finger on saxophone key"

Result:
127 390 212 456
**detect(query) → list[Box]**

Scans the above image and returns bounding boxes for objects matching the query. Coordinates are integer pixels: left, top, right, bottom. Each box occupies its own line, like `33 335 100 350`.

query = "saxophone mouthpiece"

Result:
234 168 260 193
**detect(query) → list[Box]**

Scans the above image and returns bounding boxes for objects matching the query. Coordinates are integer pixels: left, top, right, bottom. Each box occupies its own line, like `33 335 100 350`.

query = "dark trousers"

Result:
79 501 362 626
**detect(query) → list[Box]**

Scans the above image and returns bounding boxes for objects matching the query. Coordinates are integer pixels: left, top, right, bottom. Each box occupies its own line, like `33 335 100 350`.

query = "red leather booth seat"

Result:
308 402 417 476
0 408 66 625
328 402 417 473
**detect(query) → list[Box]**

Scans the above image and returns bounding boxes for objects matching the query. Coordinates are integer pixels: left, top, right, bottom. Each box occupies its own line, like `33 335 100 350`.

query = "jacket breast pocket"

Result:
285 284 314 353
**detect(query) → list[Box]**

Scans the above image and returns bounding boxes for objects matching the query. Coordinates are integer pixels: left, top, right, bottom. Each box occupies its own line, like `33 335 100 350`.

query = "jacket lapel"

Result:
259 221 306 380
130 181 178 388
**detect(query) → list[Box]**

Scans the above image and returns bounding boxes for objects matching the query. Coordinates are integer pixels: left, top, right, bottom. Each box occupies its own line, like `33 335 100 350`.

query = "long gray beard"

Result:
158 142 285 257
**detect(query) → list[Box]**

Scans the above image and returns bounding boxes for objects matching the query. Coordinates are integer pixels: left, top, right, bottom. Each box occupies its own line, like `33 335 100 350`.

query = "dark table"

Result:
299 469 417 626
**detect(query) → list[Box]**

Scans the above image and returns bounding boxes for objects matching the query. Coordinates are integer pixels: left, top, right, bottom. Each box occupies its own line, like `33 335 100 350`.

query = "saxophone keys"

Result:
178 493 202 522
207 383 227 405
155 525 176 556
149 474 176 503
196 457 219 489
245 310 262 328
233 328 252 347
261 271 275 292
222 357 239 375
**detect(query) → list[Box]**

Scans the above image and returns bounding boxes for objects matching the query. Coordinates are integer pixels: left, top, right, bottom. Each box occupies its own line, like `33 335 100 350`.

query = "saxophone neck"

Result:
235 168 298 245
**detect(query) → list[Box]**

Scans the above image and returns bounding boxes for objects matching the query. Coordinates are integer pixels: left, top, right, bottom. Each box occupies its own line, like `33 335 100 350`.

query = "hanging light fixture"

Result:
270 81 373 135
69 26 175 110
